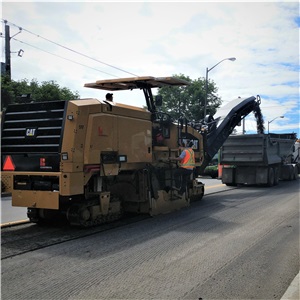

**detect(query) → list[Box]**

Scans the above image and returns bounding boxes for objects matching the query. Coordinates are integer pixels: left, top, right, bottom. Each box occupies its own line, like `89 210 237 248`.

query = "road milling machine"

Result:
1 76 262 226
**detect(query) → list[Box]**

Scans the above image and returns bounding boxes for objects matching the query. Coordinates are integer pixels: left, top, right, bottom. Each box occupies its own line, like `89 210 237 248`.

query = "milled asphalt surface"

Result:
1 177 299 299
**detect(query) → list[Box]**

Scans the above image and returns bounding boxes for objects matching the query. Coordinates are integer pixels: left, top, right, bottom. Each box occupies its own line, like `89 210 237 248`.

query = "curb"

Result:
281 272 299 300
1 219 30 228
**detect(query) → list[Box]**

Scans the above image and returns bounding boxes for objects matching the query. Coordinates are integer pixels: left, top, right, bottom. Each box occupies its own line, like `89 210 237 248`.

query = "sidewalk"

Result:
281 272 299 300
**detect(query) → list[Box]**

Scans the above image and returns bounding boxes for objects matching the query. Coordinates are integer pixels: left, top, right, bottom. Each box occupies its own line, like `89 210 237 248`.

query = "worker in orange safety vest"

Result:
168 140 195 195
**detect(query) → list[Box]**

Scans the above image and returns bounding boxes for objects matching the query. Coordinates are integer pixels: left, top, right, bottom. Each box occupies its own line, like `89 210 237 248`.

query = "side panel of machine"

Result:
84 113 152 166
60 99 102 164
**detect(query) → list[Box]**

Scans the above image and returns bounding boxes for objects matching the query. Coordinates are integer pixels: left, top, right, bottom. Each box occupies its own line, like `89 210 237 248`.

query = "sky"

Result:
1 1 299 137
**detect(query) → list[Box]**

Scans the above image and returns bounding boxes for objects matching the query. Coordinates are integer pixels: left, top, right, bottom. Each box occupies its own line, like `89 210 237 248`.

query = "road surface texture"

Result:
0 177 229 225
1 179 299 300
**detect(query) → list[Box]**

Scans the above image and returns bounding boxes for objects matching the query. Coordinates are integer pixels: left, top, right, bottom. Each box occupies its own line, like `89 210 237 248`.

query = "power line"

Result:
2 19 139 77
12 37 119 78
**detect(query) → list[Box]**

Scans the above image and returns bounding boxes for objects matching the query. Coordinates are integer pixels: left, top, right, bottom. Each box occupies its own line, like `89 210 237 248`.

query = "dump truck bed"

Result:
220 133 296 166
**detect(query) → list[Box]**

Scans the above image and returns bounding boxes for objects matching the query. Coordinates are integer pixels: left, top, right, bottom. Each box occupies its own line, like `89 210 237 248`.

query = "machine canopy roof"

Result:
84 76 190 91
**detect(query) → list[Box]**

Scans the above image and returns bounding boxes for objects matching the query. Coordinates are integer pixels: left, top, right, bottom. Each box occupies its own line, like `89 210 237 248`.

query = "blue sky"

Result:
1 1 299 137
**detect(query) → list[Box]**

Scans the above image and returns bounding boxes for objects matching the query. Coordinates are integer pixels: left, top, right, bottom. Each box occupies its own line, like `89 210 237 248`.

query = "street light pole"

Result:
204 57 236 119
267 115 284 134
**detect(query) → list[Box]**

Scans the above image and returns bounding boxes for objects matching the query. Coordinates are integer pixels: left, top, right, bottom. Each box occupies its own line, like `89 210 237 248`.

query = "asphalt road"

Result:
1 178 299 300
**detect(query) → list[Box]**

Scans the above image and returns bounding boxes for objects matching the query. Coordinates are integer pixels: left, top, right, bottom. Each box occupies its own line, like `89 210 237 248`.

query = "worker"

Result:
105 93 113 101
169 140 195 195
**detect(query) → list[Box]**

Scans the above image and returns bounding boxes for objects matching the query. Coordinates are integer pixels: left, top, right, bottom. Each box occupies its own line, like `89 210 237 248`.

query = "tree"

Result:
157 74 222 122
1 76 80 110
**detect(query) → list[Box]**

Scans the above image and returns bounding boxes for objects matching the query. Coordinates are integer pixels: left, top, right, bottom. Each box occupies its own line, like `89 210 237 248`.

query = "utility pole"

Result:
3 21 23 80
4 20 11 80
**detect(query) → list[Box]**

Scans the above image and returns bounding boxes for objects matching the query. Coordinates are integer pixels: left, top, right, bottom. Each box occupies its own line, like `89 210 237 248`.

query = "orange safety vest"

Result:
180 148 195 169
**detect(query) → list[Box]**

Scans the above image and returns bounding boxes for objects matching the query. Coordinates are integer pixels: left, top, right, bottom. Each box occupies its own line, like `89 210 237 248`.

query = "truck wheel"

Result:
292 166 297 180
274 168 279 186
267 168 274 187
287 165 294 181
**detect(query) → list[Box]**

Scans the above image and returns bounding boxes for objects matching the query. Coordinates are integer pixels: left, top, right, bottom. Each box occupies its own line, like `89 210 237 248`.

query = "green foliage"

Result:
157 74 222 122
1 76 80 110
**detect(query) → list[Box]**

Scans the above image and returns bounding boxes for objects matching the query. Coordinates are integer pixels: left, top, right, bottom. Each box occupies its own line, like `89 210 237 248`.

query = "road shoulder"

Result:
281 272 299 300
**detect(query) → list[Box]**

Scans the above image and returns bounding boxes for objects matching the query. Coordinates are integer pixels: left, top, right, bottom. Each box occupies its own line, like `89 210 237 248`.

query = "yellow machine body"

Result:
1 77 205 226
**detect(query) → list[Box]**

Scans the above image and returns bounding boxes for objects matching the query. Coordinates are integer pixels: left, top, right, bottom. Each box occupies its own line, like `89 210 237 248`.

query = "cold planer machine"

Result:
1 76 262 226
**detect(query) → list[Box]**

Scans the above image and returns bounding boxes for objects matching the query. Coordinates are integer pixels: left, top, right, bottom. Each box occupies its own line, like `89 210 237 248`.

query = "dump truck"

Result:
1 76 262 226
293 139 300 169
220 133 298 187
